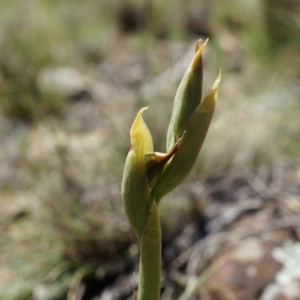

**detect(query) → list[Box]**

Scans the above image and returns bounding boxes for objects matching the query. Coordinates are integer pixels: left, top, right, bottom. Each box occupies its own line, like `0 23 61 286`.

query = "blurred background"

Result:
0 0 300 299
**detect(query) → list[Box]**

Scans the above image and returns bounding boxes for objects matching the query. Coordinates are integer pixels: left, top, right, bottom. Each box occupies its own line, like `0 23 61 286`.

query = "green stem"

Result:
138 201 161 300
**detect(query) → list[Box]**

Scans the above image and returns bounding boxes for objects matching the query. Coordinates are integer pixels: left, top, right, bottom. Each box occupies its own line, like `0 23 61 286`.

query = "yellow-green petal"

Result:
151 71 221 200
121 108 153 240
130 107 153 159
167 39 208 151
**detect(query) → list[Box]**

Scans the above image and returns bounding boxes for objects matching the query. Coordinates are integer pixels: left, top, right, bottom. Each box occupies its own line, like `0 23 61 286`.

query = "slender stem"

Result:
138 201 161 300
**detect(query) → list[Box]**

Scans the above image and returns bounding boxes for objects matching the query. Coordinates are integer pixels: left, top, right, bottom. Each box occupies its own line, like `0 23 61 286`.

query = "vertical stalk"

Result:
138 201 161 300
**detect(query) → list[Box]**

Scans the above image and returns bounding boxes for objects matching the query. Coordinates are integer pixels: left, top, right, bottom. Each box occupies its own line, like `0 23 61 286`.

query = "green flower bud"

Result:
166 39 208 151
121 108 153 240
151 41 221 201
121 108 180 239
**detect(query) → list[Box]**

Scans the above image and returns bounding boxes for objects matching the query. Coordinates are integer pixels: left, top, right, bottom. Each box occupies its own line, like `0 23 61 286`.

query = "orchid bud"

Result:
151 41 221 201
166 39 208 151
121 108 153 240
121 108 179 239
